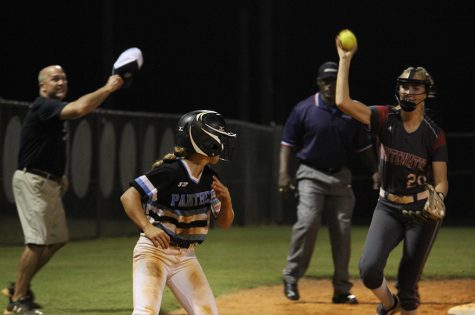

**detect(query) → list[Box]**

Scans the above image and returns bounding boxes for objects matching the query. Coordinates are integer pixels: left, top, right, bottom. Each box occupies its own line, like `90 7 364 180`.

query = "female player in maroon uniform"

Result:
120 110 236 315
335 40 448 315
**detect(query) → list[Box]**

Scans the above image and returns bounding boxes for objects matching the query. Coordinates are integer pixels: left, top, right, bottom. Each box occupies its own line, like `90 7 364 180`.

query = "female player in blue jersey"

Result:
335 39 448 315
120 110 236 315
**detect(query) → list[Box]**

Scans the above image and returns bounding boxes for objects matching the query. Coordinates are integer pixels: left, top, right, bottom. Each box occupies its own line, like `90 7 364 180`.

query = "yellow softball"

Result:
338 29 357 51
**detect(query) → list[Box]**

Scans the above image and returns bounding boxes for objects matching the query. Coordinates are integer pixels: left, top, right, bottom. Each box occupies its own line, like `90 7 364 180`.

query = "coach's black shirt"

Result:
18 97 68 176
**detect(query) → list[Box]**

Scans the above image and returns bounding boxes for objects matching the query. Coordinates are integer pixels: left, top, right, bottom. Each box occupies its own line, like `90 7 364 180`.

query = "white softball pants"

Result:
132 235 218 315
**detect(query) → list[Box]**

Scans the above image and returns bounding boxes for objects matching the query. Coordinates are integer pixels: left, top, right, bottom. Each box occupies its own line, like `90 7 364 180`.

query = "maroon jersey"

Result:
369 105 448 195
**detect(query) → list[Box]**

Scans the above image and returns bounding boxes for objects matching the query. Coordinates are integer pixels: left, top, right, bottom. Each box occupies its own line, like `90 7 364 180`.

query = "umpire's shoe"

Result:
283 280 300 301
332 293 358 304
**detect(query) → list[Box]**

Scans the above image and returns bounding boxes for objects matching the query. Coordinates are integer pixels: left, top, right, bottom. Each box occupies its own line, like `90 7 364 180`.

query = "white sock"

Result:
371 278 395 309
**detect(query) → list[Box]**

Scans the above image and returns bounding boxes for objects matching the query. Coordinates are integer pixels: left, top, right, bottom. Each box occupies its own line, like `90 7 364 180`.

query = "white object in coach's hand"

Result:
112 47 144 88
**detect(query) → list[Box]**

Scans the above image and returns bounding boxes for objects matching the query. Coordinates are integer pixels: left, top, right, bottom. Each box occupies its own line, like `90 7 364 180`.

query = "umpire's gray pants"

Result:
283 164 355 295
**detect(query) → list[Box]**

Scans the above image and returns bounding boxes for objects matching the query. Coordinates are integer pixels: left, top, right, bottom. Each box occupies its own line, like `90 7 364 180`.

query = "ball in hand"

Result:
338 29 357 51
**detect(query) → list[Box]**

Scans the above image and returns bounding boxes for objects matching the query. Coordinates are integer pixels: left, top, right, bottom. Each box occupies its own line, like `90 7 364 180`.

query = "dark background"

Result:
1 0 473 131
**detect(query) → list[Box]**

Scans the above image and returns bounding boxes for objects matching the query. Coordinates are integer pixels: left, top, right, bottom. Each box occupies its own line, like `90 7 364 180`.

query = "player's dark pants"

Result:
359 199 441 311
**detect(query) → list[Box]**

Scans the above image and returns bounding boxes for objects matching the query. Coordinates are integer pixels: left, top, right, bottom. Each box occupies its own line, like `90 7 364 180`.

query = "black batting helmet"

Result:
175 110 237 160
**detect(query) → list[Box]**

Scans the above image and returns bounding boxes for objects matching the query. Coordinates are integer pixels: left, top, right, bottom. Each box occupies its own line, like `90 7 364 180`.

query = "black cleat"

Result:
283 280 300 301
332 293 358 304
376 294 399 315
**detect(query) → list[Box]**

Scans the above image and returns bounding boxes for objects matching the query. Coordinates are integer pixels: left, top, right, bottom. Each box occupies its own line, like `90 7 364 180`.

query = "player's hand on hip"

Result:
143 224 170 248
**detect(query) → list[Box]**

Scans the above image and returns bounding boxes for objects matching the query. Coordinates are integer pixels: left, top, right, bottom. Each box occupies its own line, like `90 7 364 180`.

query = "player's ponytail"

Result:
151 147 189 169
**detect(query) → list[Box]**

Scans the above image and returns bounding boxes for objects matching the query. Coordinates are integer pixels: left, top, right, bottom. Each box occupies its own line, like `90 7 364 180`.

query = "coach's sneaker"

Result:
1 283 41 310
4 297 43 315
376 294 399 315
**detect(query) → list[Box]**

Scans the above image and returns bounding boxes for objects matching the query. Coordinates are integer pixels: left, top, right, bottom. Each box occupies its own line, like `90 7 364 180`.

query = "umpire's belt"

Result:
379 188 428 204
301 162 341 174
21 167 62 184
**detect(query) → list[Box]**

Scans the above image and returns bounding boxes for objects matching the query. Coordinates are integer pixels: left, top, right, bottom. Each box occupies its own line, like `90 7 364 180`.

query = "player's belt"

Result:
379 188 429 204
21 167 62 184
169 241 195 249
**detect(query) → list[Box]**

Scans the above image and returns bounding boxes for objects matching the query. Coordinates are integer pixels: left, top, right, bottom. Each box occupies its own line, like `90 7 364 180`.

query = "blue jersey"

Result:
282 93 372 169
369 105 448 195
131 159 218 247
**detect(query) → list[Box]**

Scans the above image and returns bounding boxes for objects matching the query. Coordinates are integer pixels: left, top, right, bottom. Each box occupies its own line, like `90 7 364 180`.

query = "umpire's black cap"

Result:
317 61 338 80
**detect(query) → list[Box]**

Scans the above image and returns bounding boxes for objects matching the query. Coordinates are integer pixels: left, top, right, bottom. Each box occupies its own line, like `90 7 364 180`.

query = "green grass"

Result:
0 225 473 314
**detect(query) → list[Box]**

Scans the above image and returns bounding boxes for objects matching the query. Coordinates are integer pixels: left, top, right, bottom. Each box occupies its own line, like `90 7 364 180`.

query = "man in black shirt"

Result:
4 65 123 314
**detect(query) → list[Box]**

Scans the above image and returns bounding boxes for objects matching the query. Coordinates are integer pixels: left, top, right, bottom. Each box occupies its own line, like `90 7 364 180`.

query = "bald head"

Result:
38 65 68 99
38 65 64 84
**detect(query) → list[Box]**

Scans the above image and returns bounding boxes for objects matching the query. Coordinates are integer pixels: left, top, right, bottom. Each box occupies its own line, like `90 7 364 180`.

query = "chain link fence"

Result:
1 99 473 244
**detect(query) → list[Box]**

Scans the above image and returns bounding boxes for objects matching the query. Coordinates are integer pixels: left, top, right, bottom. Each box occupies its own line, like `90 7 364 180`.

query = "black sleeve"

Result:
130 164 177 201
37 98 67 121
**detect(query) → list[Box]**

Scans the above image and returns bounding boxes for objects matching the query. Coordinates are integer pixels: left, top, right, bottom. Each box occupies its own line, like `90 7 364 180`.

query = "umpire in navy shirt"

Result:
5 65 123 313
279 61 379 304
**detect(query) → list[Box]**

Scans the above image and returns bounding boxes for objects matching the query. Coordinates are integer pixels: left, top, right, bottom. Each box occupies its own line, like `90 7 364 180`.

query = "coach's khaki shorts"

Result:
12 170 69 245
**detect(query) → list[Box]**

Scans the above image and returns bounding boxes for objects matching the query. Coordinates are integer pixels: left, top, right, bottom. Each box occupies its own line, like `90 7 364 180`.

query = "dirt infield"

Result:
168 279 475 315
